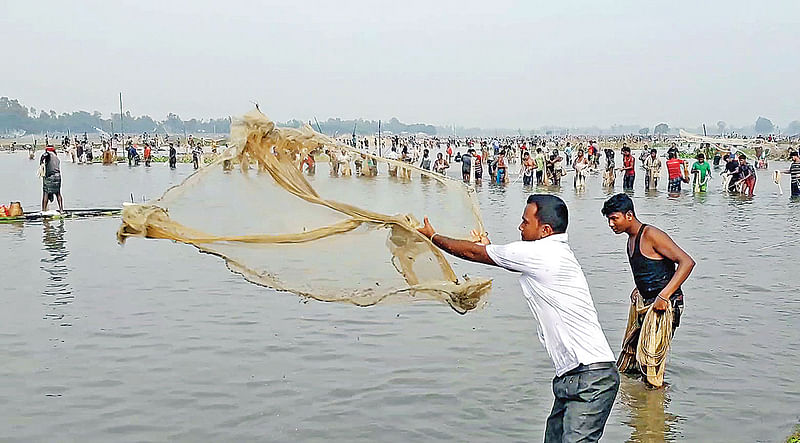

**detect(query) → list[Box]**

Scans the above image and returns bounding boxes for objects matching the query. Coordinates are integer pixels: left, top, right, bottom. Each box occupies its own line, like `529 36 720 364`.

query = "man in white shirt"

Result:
418 194 619 442
385 146 400 177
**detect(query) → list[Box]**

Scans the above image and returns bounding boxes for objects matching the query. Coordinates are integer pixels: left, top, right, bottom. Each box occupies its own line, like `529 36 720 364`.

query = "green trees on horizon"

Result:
3 96 797 137
0 97 436 137
1 97 231 135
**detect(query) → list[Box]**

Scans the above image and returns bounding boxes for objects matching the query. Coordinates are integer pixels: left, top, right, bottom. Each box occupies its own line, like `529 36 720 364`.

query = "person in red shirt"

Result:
666 151 687 193
471 148 483 184
301 152 316 174
621 146 635 190
143 144 152 167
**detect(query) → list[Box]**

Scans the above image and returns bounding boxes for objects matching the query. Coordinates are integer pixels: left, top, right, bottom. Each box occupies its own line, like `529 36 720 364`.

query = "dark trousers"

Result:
623 174 635 190
545 365 620 443
792 182 800 197
669 177 683 193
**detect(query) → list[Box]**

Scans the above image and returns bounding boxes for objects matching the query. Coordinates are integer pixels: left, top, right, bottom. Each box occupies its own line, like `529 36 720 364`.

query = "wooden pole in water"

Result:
378 120 382 157
119 92 124 137
313 117 323 134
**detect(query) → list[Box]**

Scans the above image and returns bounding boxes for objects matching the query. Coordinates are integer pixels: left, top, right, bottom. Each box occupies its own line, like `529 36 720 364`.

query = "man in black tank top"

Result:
601 193 696 386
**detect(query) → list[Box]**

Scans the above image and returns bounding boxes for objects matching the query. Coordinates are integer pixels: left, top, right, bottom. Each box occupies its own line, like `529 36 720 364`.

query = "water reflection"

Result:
618 375 681 442
41 220 73 324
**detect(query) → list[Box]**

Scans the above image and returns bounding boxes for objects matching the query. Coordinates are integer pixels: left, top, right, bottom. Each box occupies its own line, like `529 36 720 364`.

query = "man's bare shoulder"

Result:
643 225 673 243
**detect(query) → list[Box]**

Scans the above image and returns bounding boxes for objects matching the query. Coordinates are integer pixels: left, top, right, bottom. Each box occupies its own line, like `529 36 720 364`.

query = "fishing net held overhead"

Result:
117 109 492 313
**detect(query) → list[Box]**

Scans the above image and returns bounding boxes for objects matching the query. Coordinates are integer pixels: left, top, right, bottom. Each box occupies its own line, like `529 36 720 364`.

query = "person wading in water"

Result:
782 150 800 197
418 194 619 442
601 193 695 388
40 146 64 212
168 143 177 169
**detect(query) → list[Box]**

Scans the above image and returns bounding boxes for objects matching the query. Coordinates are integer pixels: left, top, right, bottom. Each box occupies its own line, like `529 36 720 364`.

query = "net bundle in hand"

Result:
618 289 674 387
117 109 492 313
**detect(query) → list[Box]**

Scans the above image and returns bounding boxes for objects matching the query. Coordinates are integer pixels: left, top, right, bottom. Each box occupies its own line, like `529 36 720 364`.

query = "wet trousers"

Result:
545 364 620 443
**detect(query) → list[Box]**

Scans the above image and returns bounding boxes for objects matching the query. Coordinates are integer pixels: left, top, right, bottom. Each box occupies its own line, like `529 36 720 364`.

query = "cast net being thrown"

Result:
117 109 492 313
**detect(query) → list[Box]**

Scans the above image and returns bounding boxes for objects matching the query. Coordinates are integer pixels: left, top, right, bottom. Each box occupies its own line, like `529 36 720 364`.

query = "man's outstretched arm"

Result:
417 217 497 266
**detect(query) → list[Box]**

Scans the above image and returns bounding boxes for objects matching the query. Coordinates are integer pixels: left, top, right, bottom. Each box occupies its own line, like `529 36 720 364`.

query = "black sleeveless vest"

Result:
628 224 683 302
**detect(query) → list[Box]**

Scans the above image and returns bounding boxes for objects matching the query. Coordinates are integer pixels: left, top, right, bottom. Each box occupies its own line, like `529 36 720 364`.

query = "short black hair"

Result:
790 151 799 157
601 193 635 217
668 151 677 159
622 146 631 153
738 153 747 160
526 194 568 234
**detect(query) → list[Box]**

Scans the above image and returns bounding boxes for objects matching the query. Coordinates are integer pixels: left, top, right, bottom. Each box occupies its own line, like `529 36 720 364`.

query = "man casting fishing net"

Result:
601 193 695 388
418 194 619 443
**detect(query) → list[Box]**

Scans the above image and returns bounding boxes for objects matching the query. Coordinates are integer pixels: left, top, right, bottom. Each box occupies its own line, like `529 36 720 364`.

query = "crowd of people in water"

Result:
314 133 800 199
7 130 800 216
10 131 218 170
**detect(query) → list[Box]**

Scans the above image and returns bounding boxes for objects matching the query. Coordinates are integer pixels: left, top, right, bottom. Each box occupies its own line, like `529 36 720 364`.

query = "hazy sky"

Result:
2 0 798 129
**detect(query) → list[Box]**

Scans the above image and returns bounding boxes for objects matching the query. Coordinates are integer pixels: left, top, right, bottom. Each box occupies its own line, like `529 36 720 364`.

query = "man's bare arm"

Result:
417 217 497 266
649 227 695 299
431 234 497 266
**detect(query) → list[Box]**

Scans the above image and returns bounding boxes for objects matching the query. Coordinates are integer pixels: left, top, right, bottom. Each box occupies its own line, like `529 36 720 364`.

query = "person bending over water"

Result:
602 194 695 388
40 146 64 212
461 148 472 183
419 195 619 442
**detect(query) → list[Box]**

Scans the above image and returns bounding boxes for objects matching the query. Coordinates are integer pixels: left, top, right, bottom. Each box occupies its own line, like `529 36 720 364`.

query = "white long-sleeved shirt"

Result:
486 234 615 376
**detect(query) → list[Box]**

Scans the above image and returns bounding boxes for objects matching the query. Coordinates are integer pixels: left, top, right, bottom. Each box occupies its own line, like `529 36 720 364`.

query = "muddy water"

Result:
1 151 798 442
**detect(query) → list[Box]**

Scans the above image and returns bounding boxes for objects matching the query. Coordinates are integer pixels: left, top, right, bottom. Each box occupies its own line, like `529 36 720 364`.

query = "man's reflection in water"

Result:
618 375 681 442
41 220 72 323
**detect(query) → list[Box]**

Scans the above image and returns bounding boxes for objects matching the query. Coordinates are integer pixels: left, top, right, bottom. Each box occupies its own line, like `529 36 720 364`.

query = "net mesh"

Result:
117 109 491 313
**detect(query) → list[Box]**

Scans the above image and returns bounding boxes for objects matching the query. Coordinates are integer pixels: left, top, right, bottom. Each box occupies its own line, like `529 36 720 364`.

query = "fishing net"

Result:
617 289 674 387
117 109 491 313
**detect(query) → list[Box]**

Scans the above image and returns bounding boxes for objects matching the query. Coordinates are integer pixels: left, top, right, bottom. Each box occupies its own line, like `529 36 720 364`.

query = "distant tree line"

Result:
3 96 798 137
0 97 436 137
1 97 231 135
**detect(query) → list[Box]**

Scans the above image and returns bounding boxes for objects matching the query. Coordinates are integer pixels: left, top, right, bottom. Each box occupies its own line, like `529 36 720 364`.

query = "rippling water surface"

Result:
1 152 798 442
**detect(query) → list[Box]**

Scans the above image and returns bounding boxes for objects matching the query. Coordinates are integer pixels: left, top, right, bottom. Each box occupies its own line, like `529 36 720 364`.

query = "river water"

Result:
1 151 798 442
